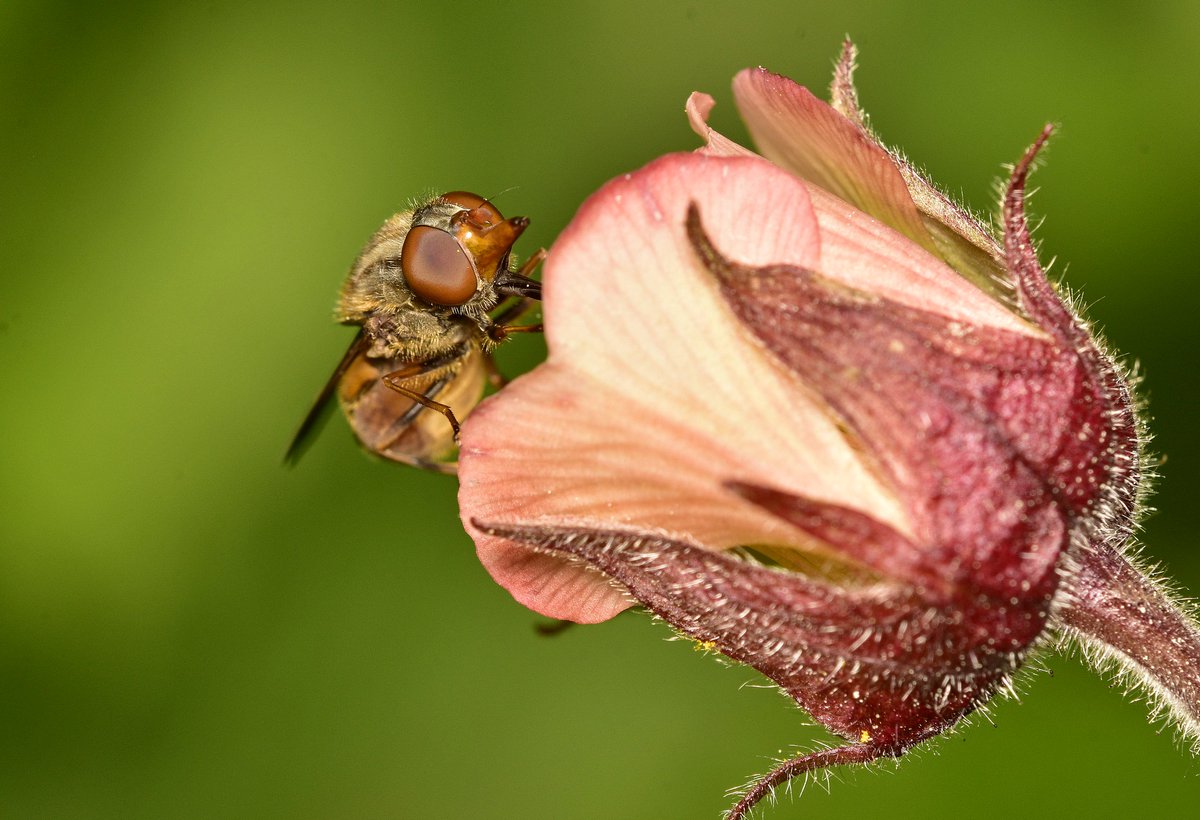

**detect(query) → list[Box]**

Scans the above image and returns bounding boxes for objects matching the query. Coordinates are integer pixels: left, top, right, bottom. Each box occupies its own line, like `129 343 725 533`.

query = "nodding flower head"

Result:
457 40 1199 819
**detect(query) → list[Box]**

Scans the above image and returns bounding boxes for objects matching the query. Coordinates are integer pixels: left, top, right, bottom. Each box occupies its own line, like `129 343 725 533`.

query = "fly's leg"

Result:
487 253 544 336
490 294 541 328
482 311 544 389
381 370 460 440
487 318 543 344
488 267 545 340
517 247 547 278
490 246 546 332
482 317 543 389
482 354 506 390
485 264 546 387
379 345 469 446
534 619 575 637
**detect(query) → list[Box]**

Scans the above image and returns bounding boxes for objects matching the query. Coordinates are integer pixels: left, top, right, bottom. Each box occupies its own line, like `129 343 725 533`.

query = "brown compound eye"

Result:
441 190 504 227
400 224 479 306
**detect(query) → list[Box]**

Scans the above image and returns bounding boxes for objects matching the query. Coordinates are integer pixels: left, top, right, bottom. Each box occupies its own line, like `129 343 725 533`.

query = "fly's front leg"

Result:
486 313 543 345
516 247 546 278
484 248 546 387
483 298 545 389
490 292 541 327
487 291 544 344
492 246 546 334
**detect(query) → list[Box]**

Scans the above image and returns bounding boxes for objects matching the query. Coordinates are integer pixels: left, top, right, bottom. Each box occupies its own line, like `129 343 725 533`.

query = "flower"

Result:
457 41 1200 818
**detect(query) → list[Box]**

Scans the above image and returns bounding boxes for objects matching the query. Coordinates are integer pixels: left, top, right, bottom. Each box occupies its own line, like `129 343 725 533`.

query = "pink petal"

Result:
686 85 1035 336
732 68 941 259
459 152 909 622
685 92 758 159
809 184 1037 336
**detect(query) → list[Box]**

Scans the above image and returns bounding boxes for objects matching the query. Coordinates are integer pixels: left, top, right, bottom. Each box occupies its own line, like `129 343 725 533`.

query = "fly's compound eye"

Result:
400 225 479 306
441 190 504 227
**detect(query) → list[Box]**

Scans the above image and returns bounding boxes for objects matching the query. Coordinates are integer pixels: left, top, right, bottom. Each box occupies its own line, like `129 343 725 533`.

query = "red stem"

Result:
1056 543 1200 739
726 743 891 820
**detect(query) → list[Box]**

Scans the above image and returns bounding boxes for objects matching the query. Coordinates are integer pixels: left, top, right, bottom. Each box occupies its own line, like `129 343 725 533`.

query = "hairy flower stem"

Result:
726 744 890 820
1056 544 1200 741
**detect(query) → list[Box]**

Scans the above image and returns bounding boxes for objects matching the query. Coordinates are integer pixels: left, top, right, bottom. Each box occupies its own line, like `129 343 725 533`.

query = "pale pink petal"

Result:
808 184 1039 337
732 68 940 259
459 152 909 622
685 92 758 158
687 80 1034 336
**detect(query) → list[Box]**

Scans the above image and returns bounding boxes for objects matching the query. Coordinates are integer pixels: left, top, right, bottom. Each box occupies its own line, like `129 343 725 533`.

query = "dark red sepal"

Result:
475 520 1039 750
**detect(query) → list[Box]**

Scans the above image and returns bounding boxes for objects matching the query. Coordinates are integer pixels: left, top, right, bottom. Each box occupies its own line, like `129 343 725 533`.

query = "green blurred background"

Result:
2 1 1198 817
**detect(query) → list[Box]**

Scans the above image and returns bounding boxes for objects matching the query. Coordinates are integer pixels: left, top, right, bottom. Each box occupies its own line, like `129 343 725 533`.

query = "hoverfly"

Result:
286 191 544 473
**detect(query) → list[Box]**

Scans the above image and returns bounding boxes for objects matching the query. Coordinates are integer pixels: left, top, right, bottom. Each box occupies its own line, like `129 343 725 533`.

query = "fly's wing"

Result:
284 329 370 466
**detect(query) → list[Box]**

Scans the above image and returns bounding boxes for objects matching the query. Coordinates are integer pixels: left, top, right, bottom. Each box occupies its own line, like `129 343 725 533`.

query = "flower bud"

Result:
458 41 1199 818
